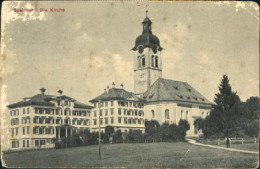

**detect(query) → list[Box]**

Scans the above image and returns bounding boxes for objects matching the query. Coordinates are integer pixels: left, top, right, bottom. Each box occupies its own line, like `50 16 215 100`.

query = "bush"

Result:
245 120 258 137
178 120 190 131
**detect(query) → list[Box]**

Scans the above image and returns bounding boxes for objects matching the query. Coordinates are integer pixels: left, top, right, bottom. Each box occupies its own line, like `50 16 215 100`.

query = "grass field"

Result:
2 142 259 168
218 143 259 152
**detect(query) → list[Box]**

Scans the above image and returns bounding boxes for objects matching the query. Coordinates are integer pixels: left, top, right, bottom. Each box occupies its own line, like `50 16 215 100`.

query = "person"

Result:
226 137 230 148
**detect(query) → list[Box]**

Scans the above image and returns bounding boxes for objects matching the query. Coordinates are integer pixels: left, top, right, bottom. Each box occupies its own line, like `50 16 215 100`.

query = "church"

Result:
89 11 213 136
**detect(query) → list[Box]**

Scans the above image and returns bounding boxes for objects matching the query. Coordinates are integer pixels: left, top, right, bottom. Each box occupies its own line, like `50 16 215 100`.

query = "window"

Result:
25 127 29 135
11 128 14 136
165 109 169 122
111 101 114 106
155 56 158 68
100 119 103 125
100 110 103 116
23 127 25 135
12 141 16 148
23 140 25 147
94 103 97 108
111 118 114 124
105 118 108 124
94 111 97 117
124 118 127 124
94 119 97 125
27 140 29 147
23 108 25 114
35 140 39 146
40 140 46 146
142 55 145 67
118 108 121 115
118 117 121 123
111 108 114 115
137 56 141 68
39 128 43 134
16 128 18 135
105 102 108 107
151 110 155 118
181 110 183 119
186 111 188 120
105 109 108 116
151 55 154 67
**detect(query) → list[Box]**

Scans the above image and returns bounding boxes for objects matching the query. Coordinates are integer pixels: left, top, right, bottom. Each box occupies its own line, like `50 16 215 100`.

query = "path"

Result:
186 139 258 155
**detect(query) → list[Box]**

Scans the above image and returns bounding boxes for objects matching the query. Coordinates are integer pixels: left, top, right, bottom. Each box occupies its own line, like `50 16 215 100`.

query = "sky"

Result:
1 1 259 107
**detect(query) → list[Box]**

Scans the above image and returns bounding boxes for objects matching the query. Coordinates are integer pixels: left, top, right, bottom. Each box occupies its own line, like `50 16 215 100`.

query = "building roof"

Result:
89 88 144 103
7 93 92 109
132 16 163 51
142 78 213 105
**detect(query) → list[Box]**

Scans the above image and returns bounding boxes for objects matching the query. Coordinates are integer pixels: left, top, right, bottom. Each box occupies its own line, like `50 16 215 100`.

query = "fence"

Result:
198 137 258 145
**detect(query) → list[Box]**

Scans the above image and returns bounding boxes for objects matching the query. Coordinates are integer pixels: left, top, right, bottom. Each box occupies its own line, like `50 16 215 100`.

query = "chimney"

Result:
120 83 124 89
112 82 115 88
57 90 63 95
40 88 46 95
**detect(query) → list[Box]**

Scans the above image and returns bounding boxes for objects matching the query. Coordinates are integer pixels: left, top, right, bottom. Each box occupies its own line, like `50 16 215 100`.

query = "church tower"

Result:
132 10 163 96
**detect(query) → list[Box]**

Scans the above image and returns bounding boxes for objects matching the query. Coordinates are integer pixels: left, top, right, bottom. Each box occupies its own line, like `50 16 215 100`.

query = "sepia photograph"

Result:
1 1 259 168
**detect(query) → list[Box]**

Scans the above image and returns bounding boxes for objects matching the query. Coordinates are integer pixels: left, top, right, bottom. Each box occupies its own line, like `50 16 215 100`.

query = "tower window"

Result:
155 56 158 68
151 55 154 67
142 55 145 67
137 56 141 68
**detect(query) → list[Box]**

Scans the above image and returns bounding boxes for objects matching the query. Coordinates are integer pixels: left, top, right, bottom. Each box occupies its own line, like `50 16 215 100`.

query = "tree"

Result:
145 120 160 135
193 118 204 131
212 75 241 136
178 119 190 131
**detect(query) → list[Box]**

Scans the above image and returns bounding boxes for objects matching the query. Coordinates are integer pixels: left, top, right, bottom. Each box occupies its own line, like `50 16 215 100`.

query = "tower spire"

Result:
145 4 148 17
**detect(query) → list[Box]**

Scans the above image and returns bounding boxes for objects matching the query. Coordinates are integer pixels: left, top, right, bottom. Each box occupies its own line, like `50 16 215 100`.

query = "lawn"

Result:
2 142 259 168
218 143 259 152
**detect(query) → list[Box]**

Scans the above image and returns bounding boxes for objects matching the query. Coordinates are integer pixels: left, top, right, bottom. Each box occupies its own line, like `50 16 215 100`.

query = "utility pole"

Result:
98 100 101 160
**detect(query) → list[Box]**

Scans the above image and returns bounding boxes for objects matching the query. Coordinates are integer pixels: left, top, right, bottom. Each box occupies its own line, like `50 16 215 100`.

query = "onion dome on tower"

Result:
132 10 163 53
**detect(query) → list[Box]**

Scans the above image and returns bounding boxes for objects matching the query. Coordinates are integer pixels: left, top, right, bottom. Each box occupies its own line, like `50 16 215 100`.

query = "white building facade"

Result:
7 88 92 150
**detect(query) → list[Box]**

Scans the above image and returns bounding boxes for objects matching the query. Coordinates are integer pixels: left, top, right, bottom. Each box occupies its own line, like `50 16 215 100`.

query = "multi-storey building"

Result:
89 84 146 133
7 88 92 150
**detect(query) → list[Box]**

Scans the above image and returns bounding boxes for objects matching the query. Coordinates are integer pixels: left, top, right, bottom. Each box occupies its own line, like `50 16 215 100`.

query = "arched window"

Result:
151 55 154 67
151 110 155 118
165 109 169 122
137 56 141 68
142 55 145 67
155 56 158 68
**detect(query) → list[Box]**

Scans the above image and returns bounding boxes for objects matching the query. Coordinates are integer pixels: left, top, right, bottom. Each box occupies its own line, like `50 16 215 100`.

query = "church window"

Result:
151 110 155 118
151 55 154 67
155 56 158 68
165 109 169 121
137 56 141 68
142 55 145 67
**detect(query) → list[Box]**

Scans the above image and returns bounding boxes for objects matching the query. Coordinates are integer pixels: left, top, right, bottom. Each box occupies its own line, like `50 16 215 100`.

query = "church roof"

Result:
7 93 92 109
89 88 144 103
142 78 213 105
132 16 163 51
